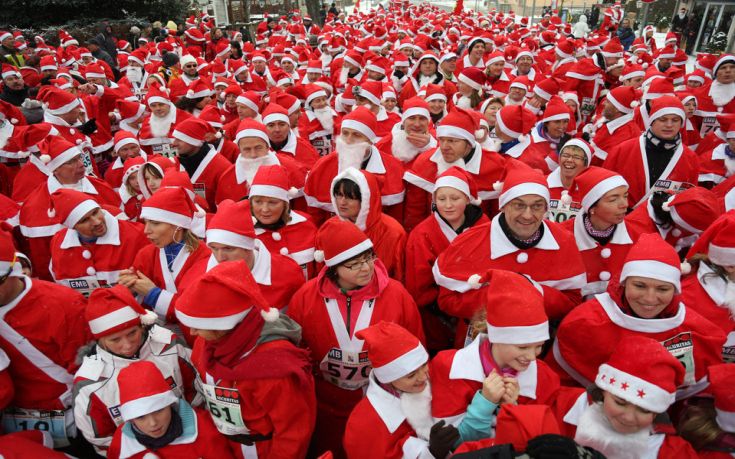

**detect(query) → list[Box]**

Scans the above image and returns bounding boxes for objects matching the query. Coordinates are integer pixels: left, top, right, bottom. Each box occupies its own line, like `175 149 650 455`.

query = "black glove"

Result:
78 118 98 135
526 434 605 459
428 420 460 459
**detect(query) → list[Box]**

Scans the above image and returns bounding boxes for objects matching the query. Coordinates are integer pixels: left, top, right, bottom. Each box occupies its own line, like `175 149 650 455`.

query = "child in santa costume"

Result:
205 199 304 310
137 84 192 156
327 167 406 280
248 165 318 279
549 233 725 399
73 285 198 455
557 336 698 459
405 167 489 352
604 95 700 209
433 161 586 344
117 187 210 328
560 167 634 298
48 189 149 295
106 361 234 459
0 228 90 448
118 156 146 221
343 321 460 459
682 212 735 362
678 364 735 458
175 260 316 459
288 219 424 458
430 269 560 443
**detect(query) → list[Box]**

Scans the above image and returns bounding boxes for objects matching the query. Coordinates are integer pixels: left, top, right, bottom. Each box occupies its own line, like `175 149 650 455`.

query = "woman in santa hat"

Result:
678 364 735 457
559 167 634 298
117 187 210 333
521 96 573 174
106 360 234 459
453 67 487 110
343 321 460 459
175 261 316 459
48 189 149 295
135 154 178 200
288 218 424 458
556 336 698 459
247 164 318 279
73 285 198 455
328 167 406 280
681 212 735 362
545 139 591 220
405 167 489 352
550 233 725 397
430 270 561 443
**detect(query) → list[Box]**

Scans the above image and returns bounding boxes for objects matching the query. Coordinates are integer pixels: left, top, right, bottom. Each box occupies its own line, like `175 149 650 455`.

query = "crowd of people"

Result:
0 0 734 457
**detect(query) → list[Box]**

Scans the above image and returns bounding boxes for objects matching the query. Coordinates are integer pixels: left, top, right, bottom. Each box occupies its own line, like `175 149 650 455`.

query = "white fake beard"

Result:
725 155 735 178
400 381 434 441
336 136 370 172
126 67 143 84
236 153 277 185
313 107 334 133
149 107 176 138
574 403 650 459
456 95 472 109
338 67 350 86
391 127 422 163
710 81 735 107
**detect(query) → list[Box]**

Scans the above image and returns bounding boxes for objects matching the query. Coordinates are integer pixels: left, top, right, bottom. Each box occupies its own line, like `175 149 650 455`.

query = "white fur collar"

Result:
574 403 651 459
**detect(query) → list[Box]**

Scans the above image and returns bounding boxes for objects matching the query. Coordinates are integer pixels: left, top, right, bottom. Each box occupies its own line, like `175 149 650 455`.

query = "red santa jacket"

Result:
0 348 13 409
434 215 586 323
214 152 306 205
693 82 735 138
604 134 700 208
132 242 211 322
107 401 235 459
272 131 321 170
0 277 89 411
10 155 51 203
288 260 424 418
212 136 239 163
590 113 641 165
49 212 149 291
0 430 70 458
624 200 695 251
403 143 505 231
137 108 192 156
696 129 727 159
698 142 732 185
301 108 340 157
430 334 560 423
254 210 317 279
549 287 725 398
181 145 232 210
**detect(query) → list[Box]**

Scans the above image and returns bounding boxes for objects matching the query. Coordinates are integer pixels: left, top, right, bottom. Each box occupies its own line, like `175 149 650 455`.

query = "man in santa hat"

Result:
331 50 364 92
399 52 457 105
693 54 735 138
375 96 437 168
262 103 320 169
137 84 192 156
351 80 401 139
0 228 90 448
167 53 200 101
343 321 459 459
589 85 642 165
301 84 340 157
304 106 405 226
19 136 121 280
698 115 735 186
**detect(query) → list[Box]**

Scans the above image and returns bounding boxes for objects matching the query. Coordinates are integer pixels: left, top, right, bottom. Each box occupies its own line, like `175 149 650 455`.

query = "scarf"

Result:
201 313 312 386
498 213 543 249
178 143 210 177
0 85 29 106
645 129 680 187
500 139 521 153
583 213 616 245
132 407 183 450
479 339 518 378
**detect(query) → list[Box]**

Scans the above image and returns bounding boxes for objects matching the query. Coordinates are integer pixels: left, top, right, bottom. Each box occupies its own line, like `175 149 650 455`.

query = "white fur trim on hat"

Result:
175 307 251 331
433 175 471 199
249 184 290 202
596 363 675 413
620 259 681 292
114 137 139 153
172 129 204 147
341 119 376 140
581 175 628 212
140 207 192 229
46 146 82 171
325 238 373 267
499 183 550 208
64 199 100 228
206 228 255 250
607 93 633 114
486 321 549 345
709 243 735 267
234 128 269 145
436 125 474 144
402 107 430 121
88 306 140 335
458 73 482 91
495 112 521 138
119 391 179 421
372 343 429 383
262 112 290 125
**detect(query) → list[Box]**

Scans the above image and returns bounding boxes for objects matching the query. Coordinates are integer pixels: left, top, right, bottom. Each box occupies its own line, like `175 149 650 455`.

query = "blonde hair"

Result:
468 307 488 341
173 228 200 253
677 399 723 450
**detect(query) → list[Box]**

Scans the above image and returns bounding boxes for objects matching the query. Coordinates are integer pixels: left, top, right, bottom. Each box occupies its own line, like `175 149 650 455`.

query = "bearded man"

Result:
375 97 437 167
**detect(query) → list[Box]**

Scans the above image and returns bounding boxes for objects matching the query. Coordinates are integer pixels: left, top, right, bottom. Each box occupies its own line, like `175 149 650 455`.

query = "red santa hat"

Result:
235 91 262 114
620 64 646 82
145 84 172 107
718 115 735 138
708 364 735 432
496 160 550 208
433 166 481 206
250 164 297 203
172 118 216 147
185 79 213 99
38 135 81 171
560 138 593 165
121 156 146 191
48 189 101 228
353 80 382 106
596 335 684 413
176 259 278 329
420 84 448 103
117 361 180 421
458 67 487 92
355 321 428 384
313 218 373 266
646 95 685 128
113 130 140 153
140 187 202 229
533 77 562 101
493 405 561 452
341 106 377 140
495 105 536 141
656 46 676 60
620 233 683 292
1 64 20 80
83 63 106 80
261 103 290 126
198 105 226 129
555 39 575 60
39 55 58 72
86 285 158 338
37 86 80 115
437 107 478 144
0 228 22 278
469 269 548 344
686 211 735 267
568 166 628 212
234 118 270 145
401 97 430 122
271 91 301 115
304 84 328 107
115 99 146 123
606 86 641 115
539 96 571 124
206 200 256 250
660 187 719 237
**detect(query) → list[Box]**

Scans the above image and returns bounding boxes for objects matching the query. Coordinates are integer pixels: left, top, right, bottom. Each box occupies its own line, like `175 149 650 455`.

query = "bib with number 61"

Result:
201 383 249 435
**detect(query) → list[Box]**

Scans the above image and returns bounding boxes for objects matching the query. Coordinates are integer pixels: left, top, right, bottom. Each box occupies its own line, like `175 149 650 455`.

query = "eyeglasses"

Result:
0 253 17 284
342 253 376 271
508 201 547 213
559 152 586 162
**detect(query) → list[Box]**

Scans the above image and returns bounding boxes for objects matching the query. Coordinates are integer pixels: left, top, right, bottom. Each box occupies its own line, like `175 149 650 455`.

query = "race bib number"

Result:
2 408 72 448
651 180 694 195
201 383 248 435
581 97 596 116
548 199 582 223
319 347 371 391
60 277 102 297
700 116 718 137
152 143 176 159
80 148 94 176
661 332 696 385
723 331 735 364
311 136 332 157
193 183 206 200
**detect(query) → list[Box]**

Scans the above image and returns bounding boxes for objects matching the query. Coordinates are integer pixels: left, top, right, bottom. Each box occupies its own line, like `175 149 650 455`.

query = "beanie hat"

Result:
48 189 100 228
713 54 735 78
140 187 201 229
114 130 140 153
708 364 735 432
313 218 373 266
175 260 278 329
341 106 377 140
172 118 216 147
234 118 270 145
0 229 22 278
38 135 81 171
468 269 548 344
686 211 735 268
569 166 628 212
660 187 719 238
206 199 255 250
117 361 179 421
86 285 157 338
250 164 297 202
620 233 683 292
355 321 428 383
596 335 684 413
606 86 641 114
646 95 685 128
495 105 536 141
433 166 481 206
496 160 550 208
437 107 477 144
